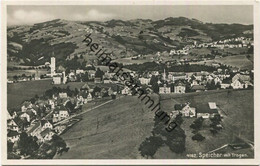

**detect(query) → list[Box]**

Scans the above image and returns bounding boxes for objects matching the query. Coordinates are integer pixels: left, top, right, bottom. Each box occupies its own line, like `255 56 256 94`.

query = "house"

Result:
232 73 251 83
21 101 32 112
76 69 85 74
54 125 67 134
27 121 42 137
231 73 252 89
139 77 150 85
231 79 252 89
196 102 219 118
48 99 56 109
174 103 196 117
7 130 20 143
19 110 36 122
86 92 93 101
59 92 68 98
53 106 70 122
53 76 62 84
122 86 131 95
191 85 206 92
39 128 56 142
174 82 186 94
221 79 231 89
94 77 102 83
7 110 17 120
103 78 110 84
159 84 171 94
40 120 53 131
7 119 19 131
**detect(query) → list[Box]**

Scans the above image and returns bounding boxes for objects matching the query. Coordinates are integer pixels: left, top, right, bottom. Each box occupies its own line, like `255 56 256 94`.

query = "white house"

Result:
174 82 186 94
122 86 131 95
159 84 171 94
139 77 150 85
53 106 70 122
174 103 196 117
7 130 20 143
53 76 62 84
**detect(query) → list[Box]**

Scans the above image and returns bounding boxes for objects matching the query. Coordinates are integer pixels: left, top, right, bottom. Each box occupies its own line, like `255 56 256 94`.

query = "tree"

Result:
190 117 204 131
7 141 14 152
18 132 39 155
52 135 67 154
13 75 18 81
95 68 104 79
192 133 205 141
138 136 163 159
150 75 159 93
165 127 186 153
210 129 218 135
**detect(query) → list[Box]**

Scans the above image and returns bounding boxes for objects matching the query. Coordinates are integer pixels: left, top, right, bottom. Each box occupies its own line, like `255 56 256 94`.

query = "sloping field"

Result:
55 89 253 159
158 89 254 158
55 95 158 159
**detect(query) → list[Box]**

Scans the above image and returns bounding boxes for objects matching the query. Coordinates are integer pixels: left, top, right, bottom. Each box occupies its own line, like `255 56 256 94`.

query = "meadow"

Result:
55 89 253 159
7 79 87 109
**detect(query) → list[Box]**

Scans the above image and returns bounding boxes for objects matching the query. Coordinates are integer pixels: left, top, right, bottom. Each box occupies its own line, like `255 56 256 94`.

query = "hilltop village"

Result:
7 49 253 158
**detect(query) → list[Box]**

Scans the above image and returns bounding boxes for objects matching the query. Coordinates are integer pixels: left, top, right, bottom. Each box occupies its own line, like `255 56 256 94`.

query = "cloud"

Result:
7 8 116 25
70 9 116 21
8 9 56 26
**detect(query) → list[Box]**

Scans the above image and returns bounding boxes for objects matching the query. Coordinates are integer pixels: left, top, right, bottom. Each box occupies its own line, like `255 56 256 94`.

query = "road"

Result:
53 99 114 126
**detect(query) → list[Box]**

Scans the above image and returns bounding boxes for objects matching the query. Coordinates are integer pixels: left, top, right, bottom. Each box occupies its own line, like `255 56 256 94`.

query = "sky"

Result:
7 5 253 26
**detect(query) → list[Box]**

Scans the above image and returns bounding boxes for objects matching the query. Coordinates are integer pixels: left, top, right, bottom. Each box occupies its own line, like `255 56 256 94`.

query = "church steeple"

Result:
163 69 166 81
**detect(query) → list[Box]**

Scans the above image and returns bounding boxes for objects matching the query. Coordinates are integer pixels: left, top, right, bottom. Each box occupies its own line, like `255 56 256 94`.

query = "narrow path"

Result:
54 99 114 126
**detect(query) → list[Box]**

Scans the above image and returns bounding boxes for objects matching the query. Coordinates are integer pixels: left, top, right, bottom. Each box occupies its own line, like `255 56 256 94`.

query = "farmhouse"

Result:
196 102 219 118
174 103 196 117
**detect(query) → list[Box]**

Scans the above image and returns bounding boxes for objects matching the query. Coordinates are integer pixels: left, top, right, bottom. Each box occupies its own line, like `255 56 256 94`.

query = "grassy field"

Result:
158 89 254 158
7 69 49 79
190 55 253 70
55 95 158 159
7 80 87 109
54 89 253 159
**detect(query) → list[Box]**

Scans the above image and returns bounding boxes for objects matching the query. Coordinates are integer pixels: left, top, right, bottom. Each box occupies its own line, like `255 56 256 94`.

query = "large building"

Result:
159 84 171 94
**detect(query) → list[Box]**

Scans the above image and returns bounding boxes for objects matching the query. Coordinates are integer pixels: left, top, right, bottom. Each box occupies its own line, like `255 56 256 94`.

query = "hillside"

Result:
7 17 253 66
54 89 253 159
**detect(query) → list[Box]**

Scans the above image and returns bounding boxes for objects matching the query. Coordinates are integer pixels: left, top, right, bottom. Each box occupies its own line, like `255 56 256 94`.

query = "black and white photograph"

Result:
1 1 259 163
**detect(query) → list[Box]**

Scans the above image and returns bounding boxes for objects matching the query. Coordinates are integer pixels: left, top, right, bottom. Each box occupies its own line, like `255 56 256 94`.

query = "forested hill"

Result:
7 17 253 66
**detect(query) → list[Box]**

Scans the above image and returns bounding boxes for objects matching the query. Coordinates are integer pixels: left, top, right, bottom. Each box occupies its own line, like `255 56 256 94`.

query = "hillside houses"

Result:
53 106 70 123
173 103 196 117
231 73 253 89
196 102 219 118
173 102 219 119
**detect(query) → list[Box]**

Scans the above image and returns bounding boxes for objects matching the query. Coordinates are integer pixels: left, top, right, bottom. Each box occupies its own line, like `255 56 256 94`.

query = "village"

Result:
7 47 254 158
